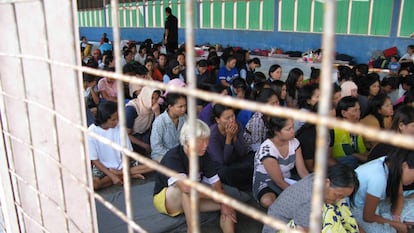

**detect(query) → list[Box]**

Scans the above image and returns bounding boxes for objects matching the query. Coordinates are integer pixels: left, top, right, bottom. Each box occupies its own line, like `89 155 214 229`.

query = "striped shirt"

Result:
254 138 300 179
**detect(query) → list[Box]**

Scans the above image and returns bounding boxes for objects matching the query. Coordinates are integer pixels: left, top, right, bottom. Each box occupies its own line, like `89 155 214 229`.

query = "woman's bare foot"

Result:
131 173 145 179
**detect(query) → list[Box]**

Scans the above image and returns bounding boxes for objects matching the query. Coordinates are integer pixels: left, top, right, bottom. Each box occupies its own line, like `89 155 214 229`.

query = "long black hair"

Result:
269 80 287 106
385 148 414 204
364 93 390 128
327 163 359 207
391 105 414 131
286 68 304 99
256 88 277 104
268 64 281 78
297 84 319 110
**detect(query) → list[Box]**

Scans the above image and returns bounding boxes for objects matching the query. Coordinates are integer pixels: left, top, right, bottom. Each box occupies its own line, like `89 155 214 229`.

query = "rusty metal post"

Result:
183 0 200 232
309 0 336 232
110 1 134 233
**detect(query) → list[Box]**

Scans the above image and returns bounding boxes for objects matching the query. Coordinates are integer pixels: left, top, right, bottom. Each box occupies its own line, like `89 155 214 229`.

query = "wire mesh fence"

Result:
1 0 414 233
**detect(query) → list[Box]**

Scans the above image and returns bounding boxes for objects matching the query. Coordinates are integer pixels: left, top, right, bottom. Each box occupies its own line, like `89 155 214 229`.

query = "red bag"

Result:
260 49 269 56
383 46 398 58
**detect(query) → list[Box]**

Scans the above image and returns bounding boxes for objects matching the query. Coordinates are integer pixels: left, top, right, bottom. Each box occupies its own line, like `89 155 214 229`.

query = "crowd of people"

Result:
81 22 414 232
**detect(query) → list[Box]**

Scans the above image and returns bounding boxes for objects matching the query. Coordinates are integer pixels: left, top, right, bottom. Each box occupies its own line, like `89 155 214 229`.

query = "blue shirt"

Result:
388 62 401 73
150 110 188 160
99 43 112 54
353 156 388 208
217 66 239 85
125 105 138 130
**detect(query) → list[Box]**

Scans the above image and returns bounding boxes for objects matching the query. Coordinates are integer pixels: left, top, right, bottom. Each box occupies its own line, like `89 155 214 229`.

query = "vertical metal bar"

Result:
145 0 149 28
184 0 200 232
199 0 203 28
245 0 249 30
397 0 404 37
309 0 335 233
278 0 282 31
293 0 297 31
221 0 224 29
210 0 213 28
71 0 99 231
14 2 47 231
347 0 352 34
233 0 236 29
39 0 70 230
110 1 134 233
177 0 181 28
368 0 373 35
310 0 315 32
244 1 247 30
0 99 21 233
152 1 156 27
259 0 263 30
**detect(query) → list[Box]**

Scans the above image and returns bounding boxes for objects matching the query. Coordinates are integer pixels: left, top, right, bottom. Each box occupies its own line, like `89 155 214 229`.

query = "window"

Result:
78 0 274 30
78 9 105 27
279 0 393 36
146 0 165 28
115 2 145 27
199 0 274 31
398 0 414 37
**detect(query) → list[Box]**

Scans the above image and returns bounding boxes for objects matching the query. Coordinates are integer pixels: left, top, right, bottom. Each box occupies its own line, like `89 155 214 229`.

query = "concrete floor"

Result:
97 172 265 233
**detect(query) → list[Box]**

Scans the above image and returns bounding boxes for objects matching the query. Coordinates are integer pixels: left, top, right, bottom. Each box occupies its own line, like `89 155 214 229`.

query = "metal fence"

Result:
1 0 414 233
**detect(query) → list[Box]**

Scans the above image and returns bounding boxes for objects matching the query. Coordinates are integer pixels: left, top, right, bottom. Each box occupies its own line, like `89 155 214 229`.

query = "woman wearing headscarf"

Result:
126 86 161 155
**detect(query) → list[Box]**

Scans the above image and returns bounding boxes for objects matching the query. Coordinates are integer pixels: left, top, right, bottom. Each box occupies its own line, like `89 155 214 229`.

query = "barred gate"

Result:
1 0 414 233
0 0 96 232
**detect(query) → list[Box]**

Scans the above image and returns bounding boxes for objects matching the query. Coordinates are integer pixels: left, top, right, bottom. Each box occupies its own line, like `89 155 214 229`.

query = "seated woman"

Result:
156 53 168 75
129 65 152 98
238 74 269 122
269 79 287 107
294 84 320 131
243 88 279 154
285 68 304 108
126 86 161 156
252 116 309 208
207 104 253 191
351 148 414 233
368 105 414 161
97 67 117 102
198 84 228 127
150 93 188 162
394 74 414 108
267 64 282 82
239 57 261 86
262 164 360 233
144 58 163 82
88 101 152 190
296 103 338 172
217 55 239 88
163 60 184 84
330 96 367 169
357 73 381 117
134 45 147 65
153 120 237 233
360 93 394 150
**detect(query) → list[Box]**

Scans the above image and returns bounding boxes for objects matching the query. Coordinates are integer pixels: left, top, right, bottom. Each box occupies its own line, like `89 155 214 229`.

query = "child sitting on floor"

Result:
88 101 152 190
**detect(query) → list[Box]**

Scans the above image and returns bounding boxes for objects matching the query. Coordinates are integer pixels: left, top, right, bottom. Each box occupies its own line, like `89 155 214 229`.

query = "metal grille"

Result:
1 0 414 233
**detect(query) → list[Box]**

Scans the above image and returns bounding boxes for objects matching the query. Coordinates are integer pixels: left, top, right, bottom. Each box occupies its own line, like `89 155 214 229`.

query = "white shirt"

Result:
88 124 133 169
399 53 414 62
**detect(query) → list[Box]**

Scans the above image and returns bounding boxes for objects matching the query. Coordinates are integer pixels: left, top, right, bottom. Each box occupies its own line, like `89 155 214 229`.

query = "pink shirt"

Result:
98 78 117 98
